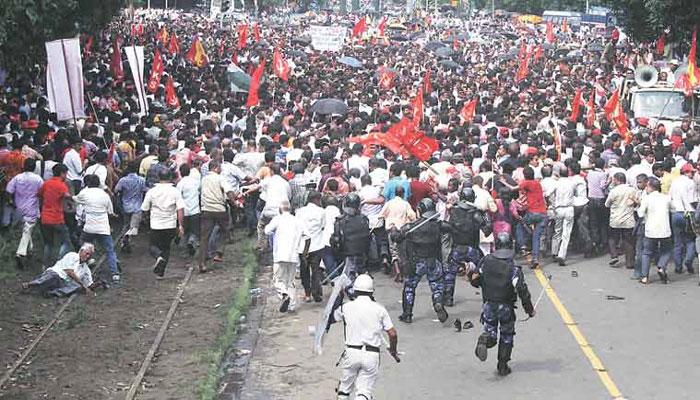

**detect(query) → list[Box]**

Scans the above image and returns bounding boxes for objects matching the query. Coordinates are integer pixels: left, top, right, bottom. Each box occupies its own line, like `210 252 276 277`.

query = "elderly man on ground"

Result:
21 243 98 297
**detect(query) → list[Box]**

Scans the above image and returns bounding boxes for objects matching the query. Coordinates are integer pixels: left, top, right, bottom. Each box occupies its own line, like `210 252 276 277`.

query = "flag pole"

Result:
59 39 79 133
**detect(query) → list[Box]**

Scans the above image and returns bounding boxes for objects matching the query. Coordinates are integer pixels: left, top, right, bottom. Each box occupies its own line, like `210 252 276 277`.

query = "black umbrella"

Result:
425 41 446 51
498 53 518 61
292 37 311 46
310 98 348 115
434 47 455 57
439 60 461 70
391 35 409 42
288 50 308 59
502 32 519 40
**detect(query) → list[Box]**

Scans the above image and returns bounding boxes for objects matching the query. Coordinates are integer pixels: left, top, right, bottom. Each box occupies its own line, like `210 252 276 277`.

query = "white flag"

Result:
45 38 87 122
124 45 149 116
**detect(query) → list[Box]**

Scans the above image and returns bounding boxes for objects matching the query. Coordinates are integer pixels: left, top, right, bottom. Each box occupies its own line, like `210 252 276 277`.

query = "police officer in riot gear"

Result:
469 232 535 376
394 198 448 324
331 193 371 284
442 186 492 307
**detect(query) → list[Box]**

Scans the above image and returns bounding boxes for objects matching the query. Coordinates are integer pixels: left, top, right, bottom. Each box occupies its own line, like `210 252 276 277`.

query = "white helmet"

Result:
353 274 374 293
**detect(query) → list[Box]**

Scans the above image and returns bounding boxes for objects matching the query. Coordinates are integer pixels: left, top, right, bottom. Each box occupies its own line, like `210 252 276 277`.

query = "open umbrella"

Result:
439 60 461 70
388 23 407 30
288 49 308 59
291 37 311 46
310 98 348 115
434 47 455 57
390 35 409 42
227 63 251 92
587 43 604 52
338 56 363 68
425 41 446 51
498 53 518 61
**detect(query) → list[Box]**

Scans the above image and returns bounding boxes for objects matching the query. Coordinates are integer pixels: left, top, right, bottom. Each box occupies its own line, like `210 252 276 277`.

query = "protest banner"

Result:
309 25 347 52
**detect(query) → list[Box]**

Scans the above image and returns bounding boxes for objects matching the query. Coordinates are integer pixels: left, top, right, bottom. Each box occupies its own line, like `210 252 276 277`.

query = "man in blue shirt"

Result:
383 162 410 201
114 162 146 252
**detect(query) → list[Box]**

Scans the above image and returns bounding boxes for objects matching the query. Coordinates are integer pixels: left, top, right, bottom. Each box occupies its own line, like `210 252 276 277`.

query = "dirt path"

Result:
0 232 250 400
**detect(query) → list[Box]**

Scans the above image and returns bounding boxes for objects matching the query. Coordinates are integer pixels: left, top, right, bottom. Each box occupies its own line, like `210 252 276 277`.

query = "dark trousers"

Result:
150 228 177 269
588 198 608 252
300 249 323 300
41 223 71 267
574 204 593 254
609 227 635 268
28 270 64 294
199 211 229 266
182 214 201 246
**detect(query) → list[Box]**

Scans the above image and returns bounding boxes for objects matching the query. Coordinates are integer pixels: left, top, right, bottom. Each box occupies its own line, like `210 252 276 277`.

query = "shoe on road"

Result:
475 333 489 362
279 295 290 313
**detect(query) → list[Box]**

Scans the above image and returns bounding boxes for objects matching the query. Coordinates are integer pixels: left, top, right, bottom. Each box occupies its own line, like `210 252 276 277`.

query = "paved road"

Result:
237 253 700 400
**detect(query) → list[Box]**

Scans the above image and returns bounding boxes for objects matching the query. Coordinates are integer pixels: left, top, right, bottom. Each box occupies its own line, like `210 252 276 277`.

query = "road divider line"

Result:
534 269 625 400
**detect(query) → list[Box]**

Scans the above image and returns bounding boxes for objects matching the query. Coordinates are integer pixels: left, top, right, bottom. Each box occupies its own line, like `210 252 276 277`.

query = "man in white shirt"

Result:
551 169 576 266
473 176 497 255
176 164 201 256
637 177 672 284
73 174 119 282
142 169 185 277
264 200 303 313
321 196 342 281
21 243 97 296
245 164 291 252
295 191 326 302
668 163 697 273
346 144 369 176
63 137 84 194
359 175 389 270
605 173 637 269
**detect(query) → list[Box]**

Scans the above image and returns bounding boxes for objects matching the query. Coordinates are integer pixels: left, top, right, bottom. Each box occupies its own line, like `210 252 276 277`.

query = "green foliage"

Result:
605 0 700 43
0 0 122 71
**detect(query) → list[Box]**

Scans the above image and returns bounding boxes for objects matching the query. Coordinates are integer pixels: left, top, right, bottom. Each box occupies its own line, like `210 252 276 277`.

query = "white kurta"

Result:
264 212 304 264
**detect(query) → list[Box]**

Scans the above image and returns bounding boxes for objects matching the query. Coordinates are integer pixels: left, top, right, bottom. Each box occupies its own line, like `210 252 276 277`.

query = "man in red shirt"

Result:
407 165 433 209
38 163 72 269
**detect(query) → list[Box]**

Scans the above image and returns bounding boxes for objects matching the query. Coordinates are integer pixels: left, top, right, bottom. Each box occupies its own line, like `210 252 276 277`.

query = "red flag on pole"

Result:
675 73 694 97
423 70 432 93
561 19 569 33
515 50 531 83
186 37 208 68
688 26 700 87
352 16 367 37
378 67 396 90
110 37 124 82
603 90 620 119
165 76 180 109
655 32 666 56
246 59 265 108
460 97 478 124
157 26 169 45
168 32 180 54
534 45 544 61
237 24 248 50
546 21 555 43
586 92 596 127
273 48 290 81
253 23 261 42
569 89 583 122
147 49 164 94
378 16 387 37
412 88 424 129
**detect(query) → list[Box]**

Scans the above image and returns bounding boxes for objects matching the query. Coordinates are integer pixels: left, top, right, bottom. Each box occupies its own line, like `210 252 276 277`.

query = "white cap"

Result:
354 274 374 293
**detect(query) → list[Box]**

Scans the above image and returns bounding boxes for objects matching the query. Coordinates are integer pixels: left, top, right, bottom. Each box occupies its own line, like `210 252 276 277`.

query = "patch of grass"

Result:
197 239 258 400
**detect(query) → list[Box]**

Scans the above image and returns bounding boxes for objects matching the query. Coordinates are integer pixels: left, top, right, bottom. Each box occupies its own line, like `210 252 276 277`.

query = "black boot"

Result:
444 285 454 307
434 302 448 323
475 333 489 361
497 342 513 376
399 287 413 323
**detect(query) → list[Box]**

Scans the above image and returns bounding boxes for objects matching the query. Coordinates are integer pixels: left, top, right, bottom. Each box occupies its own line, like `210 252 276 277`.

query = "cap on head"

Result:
353 274 374 293
418 198 437 217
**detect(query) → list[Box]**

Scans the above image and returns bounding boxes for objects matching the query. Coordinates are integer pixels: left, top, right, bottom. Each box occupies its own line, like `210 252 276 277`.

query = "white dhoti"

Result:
337 348 380 400
273 261 298 310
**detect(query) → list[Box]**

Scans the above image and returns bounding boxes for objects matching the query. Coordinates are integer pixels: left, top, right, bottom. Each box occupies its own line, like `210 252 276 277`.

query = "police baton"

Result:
520 274 552 322
405 211 441 235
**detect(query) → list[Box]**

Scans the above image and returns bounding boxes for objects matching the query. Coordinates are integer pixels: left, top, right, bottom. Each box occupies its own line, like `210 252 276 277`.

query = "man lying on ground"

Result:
21 243 98 297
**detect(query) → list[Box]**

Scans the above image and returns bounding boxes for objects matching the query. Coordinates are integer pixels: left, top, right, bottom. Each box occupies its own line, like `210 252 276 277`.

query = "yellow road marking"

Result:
534 269 625 400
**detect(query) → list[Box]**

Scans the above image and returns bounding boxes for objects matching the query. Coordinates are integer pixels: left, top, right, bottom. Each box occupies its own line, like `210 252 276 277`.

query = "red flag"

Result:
378 67 395 90
569 89 583 122
675 73 694 97
147 49 164 94
168 32 180 54
378 16 387 37
561 19 569 33
84 35 93 57
656 32 666 56
546 21 555 43
157 26 169 45
246 59 265 108
110 37 124 82
232 51 238 65
586 92 596 127
422 70 432 93
131 23 143 38
412 88 424 129
237 24 248 50
352 16 367 38
219 40 225 57
603 90 620 119
165 76 180 109
688 26 699 87
515 49 531 83
186 36 208 68
385 118 439 161
273 48 290 81
518 40 527 61
460 97 478 124
534 45 544 61
253 23 261 42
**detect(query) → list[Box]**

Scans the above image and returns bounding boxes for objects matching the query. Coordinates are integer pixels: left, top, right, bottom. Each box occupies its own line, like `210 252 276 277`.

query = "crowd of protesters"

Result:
1 6 700 300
